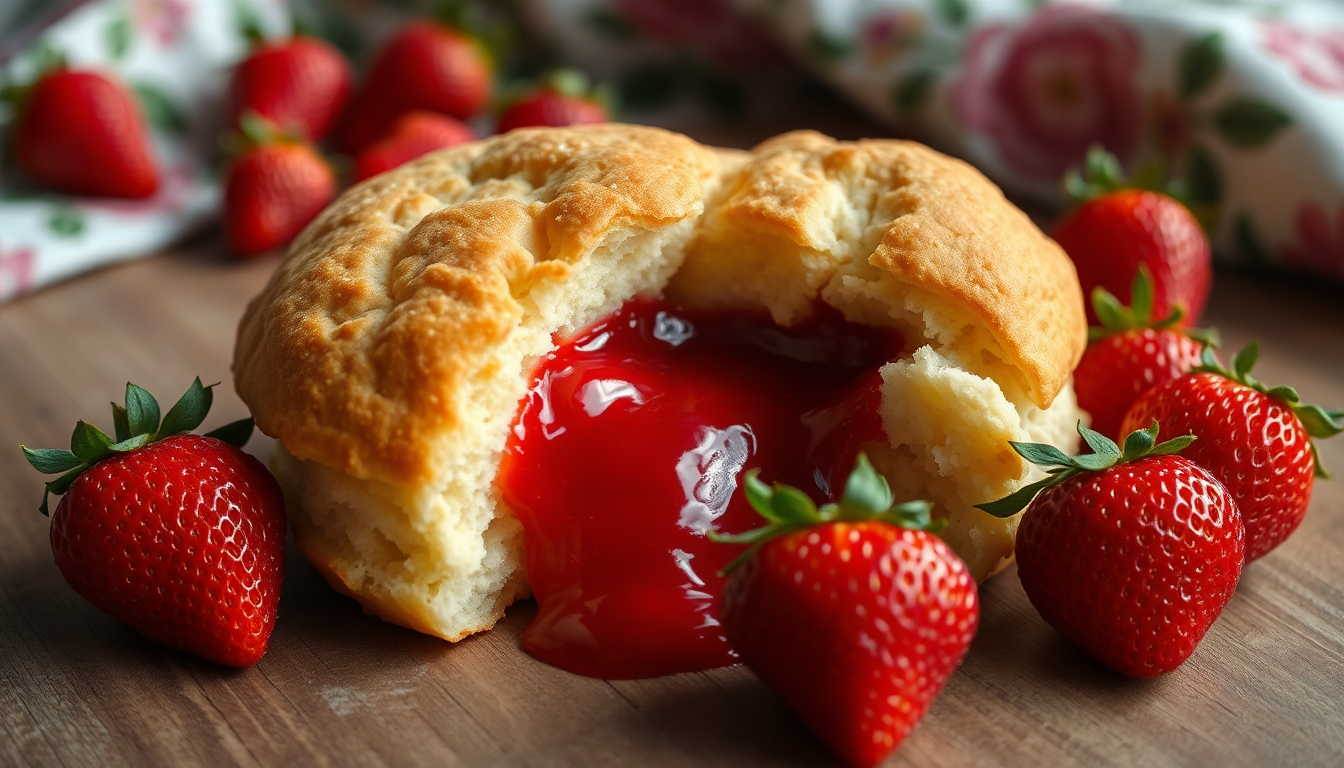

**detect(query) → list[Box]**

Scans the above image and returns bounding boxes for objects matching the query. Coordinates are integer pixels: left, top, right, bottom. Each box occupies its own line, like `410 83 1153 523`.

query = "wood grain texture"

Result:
2 244 1343 768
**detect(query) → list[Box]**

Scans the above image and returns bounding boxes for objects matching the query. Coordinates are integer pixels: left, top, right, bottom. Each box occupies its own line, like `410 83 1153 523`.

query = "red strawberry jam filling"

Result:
497 298 903 679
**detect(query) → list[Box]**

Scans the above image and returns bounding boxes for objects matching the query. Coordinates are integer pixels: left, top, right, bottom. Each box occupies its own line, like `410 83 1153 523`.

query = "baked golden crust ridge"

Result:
667 130 1085 408
235 125 721 488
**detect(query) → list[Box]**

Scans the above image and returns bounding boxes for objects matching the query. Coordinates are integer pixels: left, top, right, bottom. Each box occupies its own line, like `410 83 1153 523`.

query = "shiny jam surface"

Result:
498 298 903 679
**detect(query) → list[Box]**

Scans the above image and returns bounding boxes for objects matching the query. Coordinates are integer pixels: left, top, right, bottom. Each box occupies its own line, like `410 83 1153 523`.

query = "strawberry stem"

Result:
19 378 255 516
710 453 938 574
1192 342 1342 478
975 421 1196 518
1088 264 1219 345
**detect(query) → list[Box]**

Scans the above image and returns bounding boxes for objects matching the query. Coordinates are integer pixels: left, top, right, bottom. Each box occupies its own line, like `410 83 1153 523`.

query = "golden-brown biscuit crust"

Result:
235 124 1084 491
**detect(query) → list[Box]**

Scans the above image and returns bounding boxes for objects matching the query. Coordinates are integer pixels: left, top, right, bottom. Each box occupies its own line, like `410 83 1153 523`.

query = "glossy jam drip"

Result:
498 299 903 679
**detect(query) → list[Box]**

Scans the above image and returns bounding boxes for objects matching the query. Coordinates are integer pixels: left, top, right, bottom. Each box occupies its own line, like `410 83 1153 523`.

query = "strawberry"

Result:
978 422 1244 677
713 455 977 767
1074 265 1215 440
222 116 336 257
13 69 159 198
1053 148 1212 326
20 379 285 667
335 20 493 153
1121 343 1343 562
228 36 353 142
495 70 610 134
352 111 475 183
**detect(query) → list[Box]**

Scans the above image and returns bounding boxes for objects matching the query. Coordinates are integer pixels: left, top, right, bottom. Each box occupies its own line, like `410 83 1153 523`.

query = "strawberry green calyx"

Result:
710 453 939 574
1063 146 1188 206
1089 264 1220 346
976 421 1196 519
20 378 255 516
1192 342 1343 478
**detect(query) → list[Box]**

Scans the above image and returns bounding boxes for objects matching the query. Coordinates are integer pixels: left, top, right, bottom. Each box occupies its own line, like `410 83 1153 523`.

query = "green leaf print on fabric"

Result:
1186 143 1223 210
1212 98 1293 148
1179 32 1224 99
133 83 189 135
1233 212 1273 267
105 12 131 60
935 0 971 29
893 69 937 113
48 205 86 238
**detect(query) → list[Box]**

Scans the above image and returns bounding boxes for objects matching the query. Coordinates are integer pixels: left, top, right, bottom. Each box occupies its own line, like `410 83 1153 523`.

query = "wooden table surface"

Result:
3 225 1344 767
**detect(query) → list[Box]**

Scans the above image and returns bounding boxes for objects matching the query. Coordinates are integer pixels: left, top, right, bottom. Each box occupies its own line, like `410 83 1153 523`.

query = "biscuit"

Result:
234 124 1086 642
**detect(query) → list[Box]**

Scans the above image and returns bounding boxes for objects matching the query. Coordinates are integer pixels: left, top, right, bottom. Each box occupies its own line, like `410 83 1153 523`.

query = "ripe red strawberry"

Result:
1053 148 1212 326
1121 344 1343 562
352 111 475 183
714 455 977 767
335 20 493 153
1074 266 1214 440
21 380 285 667
978 422 1244 677
223 117 336 257
228 36 353 142
14 69 159 198
496 70 610 134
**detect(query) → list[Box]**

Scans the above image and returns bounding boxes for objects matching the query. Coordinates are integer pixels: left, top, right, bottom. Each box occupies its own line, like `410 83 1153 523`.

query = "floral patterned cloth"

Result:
0 0 291 302
740 0 1344 280
4 0 1344 304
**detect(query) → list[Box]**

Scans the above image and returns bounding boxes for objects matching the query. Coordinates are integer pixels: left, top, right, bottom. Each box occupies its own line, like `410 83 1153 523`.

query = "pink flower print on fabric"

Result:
132 0 190 47
1279 201 1344 280
0 246 36 302
862 9 926 67
1263 22 1344 94
954 4 1142 181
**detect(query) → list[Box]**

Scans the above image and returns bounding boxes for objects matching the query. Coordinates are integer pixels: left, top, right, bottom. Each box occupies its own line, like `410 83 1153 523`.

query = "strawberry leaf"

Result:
1072 453 1118 471
70 421 113 462
1294 404 1344 440
1193 340 1341 475
1130 265 1155 327
877 500 942 533
1009 442 1073 467
978 421 1196 518
772 485 820 525
23 377 258 517
111 402 131 443
42 463 91 512
1147 434 1198 457
743 470 775 518
1311 443 1332 481
1233 341 1260 380
1266 385 1299 403
1080 424 1122 458
1121 421 1159 459
204 418 255 449
21 447 83 474
159 378 213 436
975 475 1064 518
1087 265 1206 343
711 453 936 574
837 453 893 516
125 382 161 436
109 433 154 453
